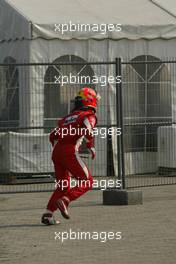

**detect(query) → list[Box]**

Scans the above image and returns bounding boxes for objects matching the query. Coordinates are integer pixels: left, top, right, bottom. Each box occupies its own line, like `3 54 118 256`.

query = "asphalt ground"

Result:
0 185 176 264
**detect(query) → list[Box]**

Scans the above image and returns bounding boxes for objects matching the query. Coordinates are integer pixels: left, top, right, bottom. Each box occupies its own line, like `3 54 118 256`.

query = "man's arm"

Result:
49 128 59 147
82 115 97 159
49 119 62 147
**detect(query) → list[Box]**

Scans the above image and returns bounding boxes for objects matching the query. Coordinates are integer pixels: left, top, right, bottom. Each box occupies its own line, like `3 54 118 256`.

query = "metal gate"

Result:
0 58 176 193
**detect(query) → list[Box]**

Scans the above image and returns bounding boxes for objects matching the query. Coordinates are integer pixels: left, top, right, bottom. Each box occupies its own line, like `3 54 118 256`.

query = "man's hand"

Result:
88 147 96 159
52 140 58 147
49 128 59 146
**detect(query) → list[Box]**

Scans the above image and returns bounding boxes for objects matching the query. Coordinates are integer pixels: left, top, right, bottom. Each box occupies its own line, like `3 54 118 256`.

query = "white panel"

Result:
0 132 54 173
158 126 176 168
125 152 157 175
0 133 9 172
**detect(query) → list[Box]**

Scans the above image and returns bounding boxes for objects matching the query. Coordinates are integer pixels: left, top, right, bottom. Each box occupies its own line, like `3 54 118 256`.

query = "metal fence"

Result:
0 57 176 193
122 57 176 188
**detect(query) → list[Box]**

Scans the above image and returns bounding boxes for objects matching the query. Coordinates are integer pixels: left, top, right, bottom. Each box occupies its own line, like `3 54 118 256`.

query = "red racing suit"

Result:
47 108 97 212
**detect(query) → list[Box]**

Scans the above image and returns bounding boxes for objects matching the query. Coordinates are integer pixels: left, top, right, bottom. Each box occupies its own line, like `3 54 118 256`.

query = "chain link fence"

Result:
122 57 176 187
0 58 176 193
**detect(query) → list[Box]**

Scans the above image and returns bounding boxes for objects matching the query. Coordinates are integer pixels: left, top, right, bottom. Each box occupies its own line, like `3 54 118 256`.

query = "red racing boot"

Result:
56 196 70 219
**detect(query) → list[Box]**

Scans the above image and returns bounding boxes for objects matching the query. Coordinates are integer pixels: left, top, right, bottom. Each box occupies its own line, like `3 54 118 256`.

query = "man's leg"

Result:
61 152 93 203
41 160 71 224
47 162 70 212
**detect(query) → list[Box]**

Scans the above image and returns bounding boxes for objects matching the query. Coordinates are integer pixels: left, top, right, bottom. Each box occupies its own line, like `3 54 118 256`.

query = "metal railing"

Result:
122 57 176 187
0 57 176 193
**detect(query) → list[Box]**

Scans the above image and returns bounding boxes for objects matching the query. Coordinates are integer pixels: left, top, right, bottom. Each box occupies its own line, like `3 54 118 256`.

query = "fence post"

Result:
104 58 142 205
115 57 126 189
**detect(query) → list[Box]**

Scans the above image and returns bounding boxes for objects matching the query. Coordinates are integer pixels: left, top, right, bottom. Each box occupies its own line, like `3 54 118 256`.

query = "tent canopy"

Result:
1 0 176 41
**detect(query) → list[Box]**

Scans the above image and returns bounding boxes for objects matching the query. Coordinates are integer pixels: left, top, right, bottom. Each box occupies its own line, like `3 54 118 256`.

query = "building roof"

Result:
1 0 176 41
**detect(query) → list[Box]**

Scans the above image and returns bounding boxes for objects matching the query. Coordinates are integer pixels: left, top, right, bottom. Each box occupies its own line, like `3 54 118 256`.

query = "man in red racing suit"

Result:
41 87 100 225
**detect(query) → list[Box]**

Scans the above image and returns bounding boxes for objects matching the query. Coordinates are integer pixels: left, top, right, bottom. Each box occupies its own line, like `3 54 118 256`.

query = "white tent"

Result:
1 0 176 176
1 0 176 41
